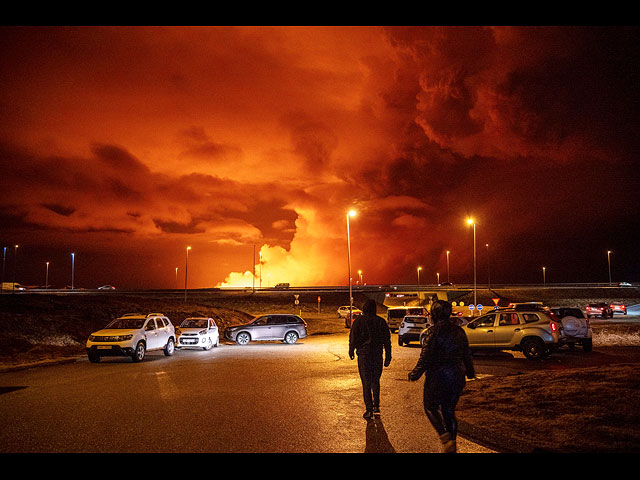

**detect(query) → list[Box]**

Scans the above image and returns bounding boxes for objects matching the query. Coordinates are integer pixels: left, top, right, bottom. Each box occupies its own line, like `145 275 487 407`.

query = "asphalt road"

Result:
0 331 496 454
2 309 639 454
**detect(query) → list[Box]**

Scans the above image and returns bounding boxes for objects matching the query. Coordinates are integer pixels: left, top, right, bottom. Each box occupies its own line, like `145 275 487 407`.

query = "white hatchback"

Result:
176 317 219 350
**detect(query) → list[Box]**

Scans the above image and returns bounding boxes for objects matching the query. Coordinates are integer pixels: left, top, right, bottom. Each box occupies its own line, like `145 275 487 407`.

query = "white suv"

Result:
86 313 176 363
398 315 432 346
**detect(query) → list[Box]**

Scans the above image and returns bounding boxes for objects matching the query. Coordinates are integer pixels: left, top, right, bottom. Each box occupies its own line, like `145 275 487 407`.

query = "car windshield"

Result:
180 318 208 328
106 318 145 329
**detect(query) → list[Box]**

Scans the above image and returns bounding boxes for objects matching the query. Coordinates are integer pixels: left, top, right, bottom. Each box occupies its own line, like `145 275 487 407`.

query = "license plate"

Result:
97 345 112 349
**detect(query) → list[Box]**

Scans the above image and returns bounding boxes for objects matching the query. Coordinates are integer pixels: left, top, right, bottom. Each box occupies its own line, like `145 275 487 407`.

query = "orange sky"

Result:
1 26 639 288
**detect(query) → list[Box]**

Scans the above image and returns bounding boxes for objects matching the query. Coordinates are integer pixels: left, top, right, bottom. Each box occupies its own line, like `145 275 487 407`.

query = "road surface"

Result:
0 332 495 453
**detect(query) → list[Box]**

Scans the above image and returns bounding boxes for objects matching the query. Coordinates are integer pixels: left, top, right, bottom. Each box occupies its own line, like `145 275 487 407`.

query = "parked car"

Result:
344 311 362 329
98 285 116 290
176 317 219 350
609 302 627 315
618 282 632 287
549 307 592 352
399 315 432 346
337 305 362 318
418 315 473 346
224 314 307 345
462 307 562 360
274 283 290 289
86 313 176 363
386 306 428 332
586 303 613 319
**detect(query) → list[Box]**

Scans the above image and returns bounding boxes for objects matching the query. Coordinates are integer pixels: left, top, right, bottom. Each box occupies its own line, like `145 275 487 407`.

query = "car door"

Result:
494 312 523 347
144 318 160 350
250 316 269 340
268 315 289 340
464 313 497 347
155 317 170 348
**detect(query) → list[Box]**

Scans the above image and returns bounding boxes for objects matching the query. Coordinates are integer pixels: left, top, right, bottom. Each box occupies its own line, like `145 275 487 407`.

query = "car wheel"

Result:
284 331 299 344
164 338 175 356
132 341 146 362
203 338 212 350
87 351 101 363
582 338 593 353
398 336 404 346
522 338 546 360
236 332 251 345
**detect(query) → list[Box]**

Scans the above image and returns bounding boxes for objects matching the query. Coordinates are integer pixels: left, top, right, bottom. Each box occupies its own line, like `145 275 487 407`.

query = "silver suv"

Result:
224 314 307 345
86 313 176 363
462 307 562 360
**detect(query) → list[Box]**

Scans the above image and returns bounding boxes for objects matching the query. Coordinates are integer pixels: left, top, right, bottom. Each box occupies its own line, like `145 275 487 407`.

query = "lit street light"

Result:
417 266 422 301
542 266 546 286
46 261 50 289
346 210 356 319
358 269 363 285
184 246 191 301
486 243 490 289
607 250 612 285
467 218 477 313
71 252 75 290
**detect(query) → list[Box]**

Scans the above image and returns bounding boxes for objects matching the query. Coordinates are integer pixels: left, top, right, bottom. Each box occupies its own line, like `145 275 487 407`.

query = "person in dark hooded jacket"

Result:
349 299 391 419
408 299 475 453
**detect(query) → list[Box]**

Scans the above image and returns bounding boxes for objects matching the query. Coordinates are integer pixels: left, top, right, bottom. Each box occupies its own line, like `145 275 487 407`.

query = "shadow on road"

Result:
364 418 396 453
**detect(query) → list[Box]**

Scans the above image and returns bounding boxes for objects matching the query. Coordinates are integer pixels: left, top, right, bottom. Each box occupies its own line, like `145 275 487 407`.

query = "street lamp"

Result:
346 210 356 318
446 250 450 284
607 250 612 285
466 218 476 313
13 245 19 293
71 252 75 290
358 269 363 285
486 243 490 289
437 272 440 285
417 266 422 301
184 246 191 301
542 266 546 286
46 262 50 289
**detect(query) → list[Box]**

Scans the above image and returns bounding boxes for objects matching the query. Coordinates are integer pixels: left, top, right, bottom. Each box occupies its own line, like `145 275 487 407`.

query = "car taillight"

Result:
550 322 558 333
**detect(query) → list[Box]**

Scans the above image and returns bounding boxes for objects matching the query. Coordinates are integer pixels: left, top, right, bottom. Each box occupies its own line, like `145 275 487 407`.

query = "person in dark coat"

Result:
349 299 392 419
408 299 475 453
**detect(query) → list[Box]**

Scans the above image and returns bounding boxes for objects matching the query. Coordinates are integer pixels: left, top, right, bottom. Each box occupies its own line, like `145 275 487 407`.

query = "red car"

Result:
586 303 613 318
610 302 627 315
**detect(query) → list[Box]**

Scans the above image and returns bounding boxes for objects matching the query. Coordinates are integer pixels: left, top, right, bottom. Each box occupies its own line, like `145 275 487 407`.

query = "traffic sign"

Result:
492 297 500 306
468 304 475 311
477 304 483 311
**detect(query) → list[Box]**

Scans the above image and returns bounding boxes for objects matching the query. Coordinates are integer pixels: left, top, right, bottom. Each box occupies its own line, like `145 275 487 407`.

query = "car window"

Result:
254 316 267 326
522 313 540 323
157 318 166 328
499 313 520 326
145 319 156 331
470 314 496 328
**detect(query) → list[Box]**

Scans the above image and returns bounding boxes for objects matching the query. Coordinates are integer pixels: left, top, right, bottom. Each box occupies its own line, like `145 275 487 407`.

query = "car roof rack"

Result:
121 313 143 317
146 313 165 317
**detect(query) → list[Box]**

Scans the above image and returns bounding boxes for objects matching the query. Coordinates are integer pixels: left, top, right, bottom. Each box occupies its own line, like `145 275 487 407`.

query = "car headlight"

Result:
88 335 95 341
119 334 133 341
199 329 207 335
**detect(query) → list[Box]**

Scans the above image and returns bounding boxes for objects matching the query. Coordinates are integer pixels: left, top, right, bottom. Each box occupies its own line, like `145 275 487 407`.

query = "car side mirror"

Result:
467 323 475 329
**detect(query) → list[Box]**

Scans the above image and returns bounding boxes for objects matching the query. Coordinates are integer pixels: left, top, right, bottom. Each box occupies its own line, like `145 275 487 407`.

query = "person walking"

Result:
349 299 391 419
408 299 475 453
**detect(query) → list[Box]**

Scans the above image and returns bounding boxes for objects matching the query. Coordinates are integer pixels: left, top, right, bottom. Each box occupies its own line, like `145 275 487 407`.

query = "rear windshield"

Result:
553 308 584 318
388 310 407 318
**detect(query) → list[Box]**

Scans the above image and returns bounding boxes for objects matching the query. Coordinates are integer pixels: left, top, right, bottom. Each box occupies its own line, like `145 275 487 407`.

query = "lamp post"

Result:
358 269 363 285
542 266 546 286
417 266 422 301
437 272 440 285
13 245 19 293
467 218 476 313
607 250 612 286
446 250 450 284
184 246 191 301
45 262 49 289
486 243 490 289
71 252 75 290
346 210 356 318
